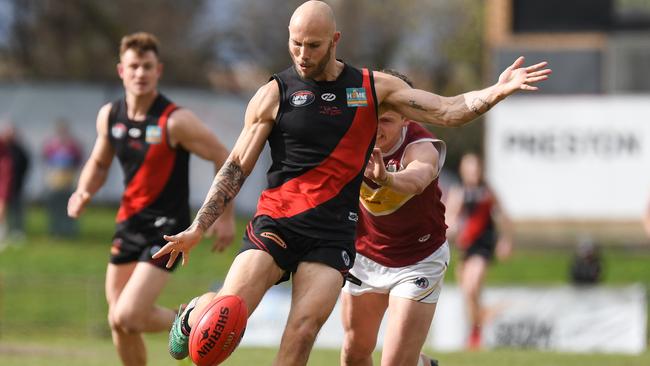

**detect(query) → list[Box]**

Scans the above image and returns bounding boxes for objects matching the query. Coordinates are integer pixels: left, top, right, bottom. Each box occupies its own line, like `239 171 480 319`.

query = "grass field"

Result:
0 206 649 365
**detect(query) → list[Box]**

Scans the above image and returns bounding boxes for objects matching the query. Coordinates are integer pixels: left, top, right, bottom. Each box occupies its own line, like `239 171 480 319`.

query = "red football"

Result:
189 295 248 366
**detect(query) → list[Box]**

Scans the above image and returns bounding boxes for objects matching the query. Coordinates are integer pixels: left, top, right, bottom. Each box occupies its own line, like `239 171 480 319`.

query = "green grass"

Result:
0 205 649 365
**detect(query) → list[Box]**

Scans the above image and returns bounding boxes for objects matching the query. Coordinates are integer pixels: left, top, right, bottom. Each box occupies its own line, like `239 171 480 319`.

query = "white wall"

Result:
486 96 650 221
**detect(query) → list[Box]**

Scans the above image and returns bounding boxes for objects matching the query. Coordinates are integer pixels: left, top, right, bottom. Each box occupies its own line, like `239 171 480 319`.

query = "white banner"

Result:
485 96 650 220
239 284 647 355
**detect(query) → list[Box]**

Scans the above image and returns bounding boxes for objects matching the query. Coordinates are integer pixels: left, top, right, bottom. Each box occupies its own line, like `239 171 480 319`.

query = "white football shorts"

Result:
343 242 450 304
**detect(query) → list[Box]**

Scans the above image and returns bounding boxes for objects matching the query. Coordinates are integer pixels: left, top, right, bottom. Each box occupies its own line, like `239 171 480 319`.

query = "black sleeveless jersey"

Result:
107 94 190 231
255 63 378 240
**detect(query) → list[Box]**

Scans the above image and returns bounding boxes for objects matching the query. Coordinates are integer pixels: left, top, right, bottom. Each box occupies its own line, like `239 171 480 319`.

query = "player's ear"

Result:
157 62 164 78
332 31 341 46
116 63 124 79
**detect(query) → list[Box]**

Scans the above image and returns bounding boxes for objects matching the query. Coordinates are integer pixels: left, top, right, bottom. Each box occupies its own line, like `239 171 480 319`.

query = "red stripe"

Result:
256 69 377 219
116 103 177 222
246 223 269 252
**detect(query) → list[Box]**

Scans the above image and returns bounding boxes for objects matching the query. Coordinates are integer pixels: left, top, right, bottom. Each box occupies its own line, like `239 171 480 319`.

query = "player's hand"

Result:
364 148 389 185
205 215 235 252
67 191 91 218
154 225 203 268
497 56 551 96
495 237 513 261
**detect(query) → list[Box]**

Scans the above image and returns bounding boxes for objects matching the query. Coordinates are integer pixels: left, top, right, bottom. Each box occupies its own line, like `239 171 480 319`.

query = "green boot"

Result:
169 297 197 360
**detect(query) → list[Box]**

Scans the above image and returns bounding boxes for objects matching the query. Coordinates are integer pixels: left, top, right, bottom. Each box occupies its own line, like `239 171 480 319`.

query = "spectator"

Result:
43 119 83 237
0 130 12 244
1 123 31 240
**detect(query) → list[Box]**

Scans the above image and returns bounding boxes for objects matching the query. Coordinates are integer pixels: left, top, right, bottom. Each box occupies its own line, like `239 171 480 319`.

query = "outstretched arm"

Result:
376 56 551 127
67 104 114 218
153 81 279 267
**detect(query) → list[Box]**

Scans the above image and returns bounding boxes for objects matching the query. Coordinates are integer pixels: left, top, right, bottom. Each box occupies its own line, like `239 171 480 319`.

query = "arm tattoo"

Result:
469 97 493 115
193 159 247 232
408 99 428 112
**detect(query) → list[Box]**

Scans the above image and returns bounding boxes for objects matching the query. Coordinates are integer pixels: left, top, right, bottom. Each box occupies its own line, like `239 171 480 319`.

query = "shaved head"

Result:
289 1 337 37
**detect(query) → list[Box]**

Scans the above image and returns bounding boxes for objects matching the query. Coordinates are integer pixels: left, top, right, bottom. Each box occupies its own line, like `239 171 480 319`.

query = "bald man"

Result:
154 1 551 365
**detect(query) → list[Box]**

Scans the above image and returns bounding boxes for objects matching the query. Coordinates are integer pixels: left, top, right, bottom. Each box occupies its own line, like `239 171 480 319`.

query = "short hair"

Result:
119 32 160 58
381 69 413 87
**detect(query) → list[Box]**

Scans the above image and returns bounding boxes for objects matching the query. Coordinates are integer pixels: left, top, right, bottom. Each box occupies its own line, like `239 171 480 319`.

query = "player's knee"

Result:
288 316 323 346
341 331 375 363
109 307 144 334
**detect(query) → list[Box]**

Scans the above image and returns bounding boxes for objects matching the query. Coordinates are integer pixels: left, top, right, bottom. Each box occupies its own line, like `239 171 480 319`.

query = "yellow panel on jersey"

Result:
359 181 414 217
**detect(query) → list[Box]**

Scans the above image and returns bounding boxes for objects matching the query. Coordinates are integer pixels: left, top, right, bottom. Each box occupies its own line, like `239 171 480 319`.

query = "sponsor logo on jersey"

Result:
414 277 429 289
260 232 287 249
321 92 336 102
348 211 358 222
290 90 316 107
346 87 368 107
128 127 142 138
146 125 162 144
154 216 168 227
319 105 342 116
112 123 127 139
418 234 431 243
341 250 351 267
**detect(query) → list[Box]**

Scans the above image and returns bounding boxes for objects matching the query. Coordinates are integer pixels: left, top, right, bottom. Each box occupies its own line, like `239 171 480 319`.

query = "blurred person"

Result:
0 131 12 244
67 32 235 366
2 123 31 240
341 70 444 366
569 235 602 285
153 1 550 365
444 152 514 350
43 118 83 237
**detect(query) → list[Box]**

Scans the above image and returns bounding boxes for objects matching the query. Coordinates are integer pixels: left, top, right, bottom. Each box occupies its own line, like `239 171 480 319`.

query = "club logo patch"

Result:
290 90 316 107
128 127 142 138
418 234 431 243
341 251 351 267
414 277 429 289
111 123 127 139
346 87 367 107
348 212 358 222
321 93 336 102
146 125 162 144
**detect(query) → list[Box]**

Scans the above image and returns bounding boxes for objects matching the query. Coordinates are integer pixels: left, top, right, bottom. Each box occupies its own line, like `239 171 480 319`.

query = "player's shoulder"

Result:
248 80 280 116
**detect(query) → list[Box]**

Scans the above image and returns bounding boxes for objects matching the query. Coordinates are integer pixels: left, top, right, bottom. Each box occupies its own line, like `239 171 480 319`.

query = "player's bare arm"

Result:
367 142 439 195
67 103 115 218
167 108 237 251
375 56 551 127
153 80 279 267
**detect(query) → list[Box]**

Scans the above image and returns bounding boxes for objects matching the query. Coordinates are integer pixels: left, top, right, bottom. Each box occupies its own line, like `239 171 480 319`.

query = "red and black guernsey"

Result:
107 94 191 231
457 185 496 250
255 63 378 240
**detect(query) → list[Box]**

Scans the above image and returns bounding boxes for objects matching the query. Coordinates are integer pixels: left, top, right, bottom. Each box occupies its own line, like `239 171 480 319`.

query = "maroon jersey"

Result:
255 63 378 240
356 122 447 267
107 94 191 231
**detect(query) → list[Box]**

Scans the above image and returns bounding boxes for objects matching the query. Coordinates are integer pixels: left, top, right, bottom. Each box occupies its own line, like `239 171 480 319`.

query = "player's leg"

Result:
169 248 285 360
381 296 437 366
340 291 388 366
105 262 144 366
111 262 175 333
188 249 285 326
381 243 449 366
459 254 488 349
274 261 343 366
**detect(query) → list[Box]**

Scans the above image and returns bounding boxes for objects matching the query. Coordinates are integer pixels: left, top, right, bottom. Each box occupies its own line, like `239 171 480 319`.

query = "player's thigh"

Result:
105 262 137 307
341 291 388 350
287 261 343 328
219 249 285 314
460 255 488 292
381 296 437 366
114 262 171 315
